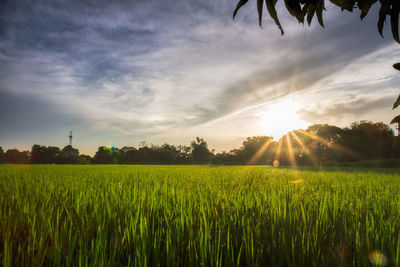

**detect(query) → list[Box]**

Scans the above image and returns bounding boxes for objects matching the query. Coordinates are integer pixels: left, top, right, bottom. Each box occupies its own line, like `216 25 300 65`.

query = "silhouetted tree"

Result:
175 145 192 164
191 137 212 164
5 149 30 164
92 146 123 164
212 151 239 165
156 144 180 164
59 145 80 164
341 121 395 160
0 147 5 163
305 124 344 164
77 155 92 164
237 136 277 164
31 145 60 164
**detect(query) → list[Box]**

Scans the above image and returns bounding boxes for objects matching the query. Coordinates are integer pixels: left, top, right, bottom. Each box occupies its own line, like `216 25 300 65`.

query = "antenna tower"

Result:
69 130 73 146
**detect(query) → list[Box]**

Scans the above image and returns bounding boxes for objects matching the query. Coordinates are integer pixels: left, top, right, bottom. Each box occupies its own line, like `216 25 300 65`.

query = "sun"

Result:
254 99 309 140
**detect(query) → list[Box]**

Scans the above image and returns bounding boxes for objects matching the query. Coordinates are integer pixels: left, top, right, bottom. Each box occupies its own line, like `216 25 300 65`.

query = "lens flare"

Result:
368 250 388 266
273 160 280 167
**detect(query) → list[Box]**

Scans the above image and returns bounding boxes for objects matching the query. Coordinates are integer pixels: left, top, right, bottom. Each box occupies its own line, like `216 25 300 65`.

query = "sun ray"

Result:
297 129 362 160
248 139 272 165
290 131 320 166
285 134 297 167
273 139 283 166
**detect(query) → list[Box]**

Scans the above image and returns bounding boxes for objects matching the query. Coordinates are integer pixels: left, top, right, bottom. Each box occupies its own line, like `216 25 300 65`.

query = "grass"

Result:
1 164 400 266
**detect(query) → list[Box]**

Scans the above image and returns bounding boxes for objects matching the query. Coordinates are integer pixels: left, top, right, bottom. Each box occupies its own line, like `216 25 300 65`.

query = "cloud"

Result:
298 95 395 122
0 0 398 153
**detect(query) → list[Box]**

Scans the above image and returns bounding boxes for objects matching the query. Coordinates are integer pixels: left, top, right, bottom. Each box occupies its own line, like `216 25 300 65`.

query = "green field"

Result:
1 165 400 266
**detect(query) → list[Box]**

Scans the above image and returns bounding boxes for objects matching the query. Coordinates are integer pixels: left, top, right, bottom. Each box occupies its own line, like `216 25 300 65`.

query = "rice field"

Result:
1 164 400 266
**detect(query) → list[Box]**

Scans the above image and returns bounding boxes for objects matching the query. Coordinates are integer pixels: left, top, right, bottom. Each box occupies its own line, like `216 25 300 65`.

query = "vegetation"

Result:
1 164 399 266
1 121 399 166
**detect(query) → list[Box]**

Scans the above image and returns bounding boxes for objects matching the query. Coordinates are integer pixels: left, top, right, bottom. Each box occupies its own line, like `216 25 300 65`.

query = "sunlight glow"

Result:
285 135 297 167
254 99 308 140
297 129 362 160
248 139 272 165
290 131 320 166
273 140 283 164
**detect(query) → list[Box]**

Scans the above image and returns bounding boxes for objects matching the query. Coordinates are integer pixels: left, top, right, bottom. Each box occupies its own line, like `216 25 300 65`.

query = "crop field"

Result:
1 165 400 266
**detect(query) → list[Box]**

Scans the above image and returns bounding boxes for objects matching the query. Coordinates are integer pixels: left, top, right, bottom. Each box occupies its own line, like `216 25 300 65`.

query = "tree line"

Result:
1 121 399 166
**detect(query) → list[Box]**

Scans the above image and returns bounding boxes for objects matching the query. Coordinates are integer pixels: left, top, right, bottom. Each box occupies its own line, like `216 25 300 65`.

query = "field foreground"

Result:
1 165 400 266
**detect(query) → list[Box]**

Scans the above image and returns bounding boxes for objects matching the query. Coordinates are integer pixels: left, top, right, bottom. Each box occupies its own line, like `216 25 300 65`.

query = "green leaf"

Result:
390 115 400 124
257 0 264 26
233 0 249 20
393 94 400 109
394 62 400 71
390 0 400 43
265 0 284 35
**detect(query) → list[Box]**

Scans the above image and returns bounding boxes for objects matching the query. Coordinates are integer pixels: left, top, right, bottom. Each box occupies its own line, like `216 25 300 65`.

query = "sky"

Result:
0 0 399 155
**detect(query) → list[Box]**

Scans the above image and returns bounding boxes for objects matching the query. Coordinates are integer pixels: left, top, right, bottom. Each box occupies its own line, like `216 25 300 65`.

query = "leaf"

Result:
390 115 400 124
394 62 400 71
377 1 390 37
233 0 249 20
284 0 304 23
390 0 400 43
358 0 377 19
257 0 264 26
360 10 368 19
265 0 284 35
393 94 400 109
316 0 325 27
306 5 316 25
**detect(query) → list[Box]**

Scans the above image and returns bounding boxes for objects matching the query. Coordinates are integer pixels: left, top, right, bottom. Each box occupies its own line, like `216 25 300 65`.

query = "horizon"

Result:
1 119 397 157
1 0 399 155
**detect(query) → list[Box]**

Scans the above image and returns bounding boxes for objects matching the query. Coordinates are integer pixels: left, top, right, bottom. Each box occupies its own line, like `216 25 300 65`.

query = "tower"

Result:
69 130 73 146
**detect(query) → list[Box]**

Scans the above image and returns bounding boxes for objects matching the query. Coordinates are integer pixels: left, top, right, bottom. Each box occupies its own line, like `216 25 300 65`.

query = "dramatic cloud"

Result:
299 96 395 122
0 0 398 154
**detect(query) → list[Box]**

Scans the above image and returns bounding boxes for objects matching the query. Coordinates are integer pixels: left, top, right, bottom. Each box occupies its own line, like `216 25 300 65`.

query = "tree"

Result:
233 0 400 124
191 137 213 164
175 145 192 164
92 146 123 164
31 145 61 164
341 121 395 159
237 136 276 164
59 145 80 164
305 124 344 163
212 151 239 165
77 155 92 164
5 149 30 164
0 147 5 163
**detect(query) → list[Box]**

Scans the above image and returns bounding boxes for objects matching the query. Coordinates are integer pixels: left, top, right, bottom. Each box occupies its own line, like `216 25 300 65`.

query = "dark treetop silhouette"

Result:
1 121 400 166
232 0 400 125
